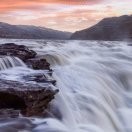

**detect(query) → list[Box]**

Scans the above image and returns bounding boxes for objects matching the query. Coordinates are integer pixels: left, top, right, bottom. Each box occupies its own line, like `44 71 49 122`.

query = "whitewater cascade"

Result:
0 39 132 132
0 56 26 70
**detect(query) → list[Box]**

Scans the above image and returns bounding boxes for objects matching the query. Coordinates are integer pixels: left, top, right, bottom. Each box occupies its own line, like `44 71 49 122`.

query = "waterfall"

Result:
32 40 132 132
0 39 132 132
0 56 26 70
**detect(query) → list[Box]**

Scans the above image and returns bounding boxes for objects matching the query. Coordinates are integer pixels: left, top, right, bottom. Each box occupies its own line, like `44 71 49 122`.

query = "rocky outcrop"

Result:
0 43 52 70
0 43 36 61
71 15 132 41
0 43 59 117
0 22 72 39
0 79 58 117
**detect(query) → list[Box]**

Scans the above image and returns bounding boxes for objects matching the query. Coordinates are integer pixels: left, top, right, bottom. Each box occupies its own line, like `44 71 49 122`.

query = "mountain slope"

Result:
0 22 71 39
71 15 132 41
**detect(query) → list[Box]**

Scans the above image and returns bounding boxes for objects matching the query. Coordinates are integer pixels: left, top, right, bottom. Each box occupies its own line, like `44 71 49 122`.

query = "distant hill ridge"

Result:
0 22 72 39
71 15 132 41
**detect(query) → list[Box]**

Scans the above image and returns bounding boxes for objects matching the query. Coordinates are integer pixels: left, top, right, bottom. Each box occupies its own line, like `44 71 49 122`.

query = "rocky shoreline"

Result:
0 43 59 117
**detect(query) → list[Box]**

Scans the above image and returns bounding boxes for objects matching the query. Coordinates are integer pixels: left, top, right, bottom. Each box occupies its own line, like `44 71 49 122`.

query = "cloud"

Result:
41 0 103 5
0 0 131 32
0 0 103 13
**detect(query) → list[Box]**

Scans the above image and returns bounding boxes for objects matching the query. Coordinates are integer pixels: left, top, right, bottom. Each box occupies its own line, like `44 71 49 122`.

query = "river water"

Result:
0 39 132 132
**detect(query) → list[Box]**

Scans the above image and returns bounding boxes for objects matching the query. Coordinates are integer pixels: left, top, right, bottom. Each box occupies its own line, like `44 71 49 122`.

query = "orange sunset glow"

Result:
0 0 132 32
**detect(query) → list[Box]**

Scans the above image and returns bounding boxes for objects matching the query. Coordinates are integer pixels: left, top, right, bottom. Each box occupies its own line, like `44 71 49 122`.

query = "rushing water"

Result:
0 56 26 70
0 39 132 132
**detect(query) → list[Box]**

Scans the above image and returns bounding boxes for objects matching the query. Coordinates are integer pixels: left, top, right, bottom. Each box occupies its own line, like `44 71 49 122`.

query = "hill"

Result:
71 15 132 41
0 22 71 39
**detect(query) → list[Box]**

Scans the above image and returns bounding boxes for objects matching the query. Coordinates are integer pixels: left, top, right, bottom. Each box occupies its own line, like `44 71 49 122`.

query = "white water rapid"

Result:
0 39 132 132
0 56 26 70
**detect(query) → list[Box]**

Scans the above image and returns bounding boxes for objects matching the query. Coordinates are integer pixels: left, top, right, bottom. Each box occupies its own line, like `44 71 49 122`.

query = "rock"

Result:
71 15 132 41
0 43 59 118
0 79 59 117
26 57 51 70
0 43 36 61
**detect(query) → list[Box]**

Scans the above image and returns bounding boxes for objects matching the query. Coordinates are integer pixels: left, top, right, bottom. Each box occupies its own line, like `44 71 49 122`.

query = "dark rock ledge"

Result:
0 43 36 61
0 43 59 117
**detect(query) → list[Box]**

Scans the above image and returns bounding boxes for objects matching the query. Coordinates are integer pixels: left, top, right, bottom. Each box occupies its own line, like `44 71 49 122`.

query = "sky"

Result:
0 0 132 32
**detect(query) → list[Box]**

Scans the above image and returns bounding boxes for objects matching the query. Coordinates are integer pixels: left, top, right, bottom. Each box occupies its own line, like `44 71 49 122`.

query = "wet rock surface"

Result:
26 57 51 70
23 73 56 85
0 43 58 117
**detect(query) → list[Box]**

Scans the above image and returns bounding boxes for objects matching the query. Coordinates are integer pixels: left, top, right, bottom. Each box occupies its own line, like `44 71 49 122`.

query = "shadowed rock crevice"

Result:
0 92 26 109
